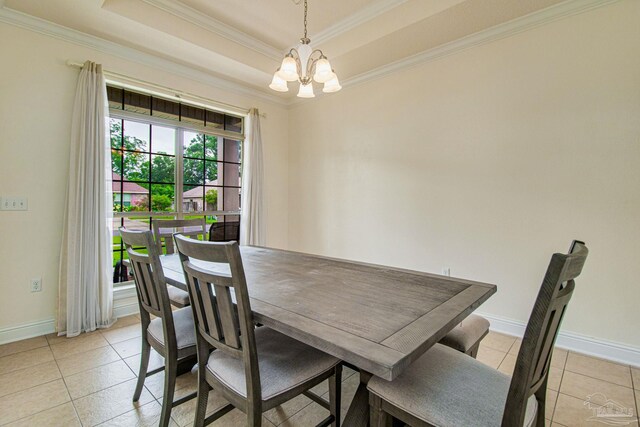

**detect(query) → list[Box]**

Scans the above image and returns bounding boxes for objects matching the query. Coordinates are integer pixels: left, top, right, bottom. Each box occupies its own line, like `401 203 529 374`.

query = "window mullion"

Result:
176 128 184 220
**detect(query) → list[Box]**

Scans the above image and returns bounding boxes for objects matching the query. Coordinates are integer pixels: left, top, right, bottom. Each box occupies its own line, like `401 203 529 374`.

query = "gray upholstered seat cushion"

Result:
147 307 196 350
167 285 190 307
439 314 490 352
368 344 537 427
206 327 340 401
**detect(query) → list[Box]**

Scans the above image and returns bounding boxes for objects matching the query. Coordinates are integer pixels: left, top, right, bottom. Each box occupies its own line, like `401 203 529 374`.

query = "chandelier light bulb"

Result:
297 83 315 98
313 58 334 83
269 72 289 92
322 75 342 93
278 56 298 82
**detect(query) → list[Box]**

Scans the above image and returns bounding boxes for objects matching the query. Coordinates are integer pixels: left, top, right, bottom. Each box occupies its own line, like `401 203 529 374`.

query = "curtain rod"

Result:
66 60 266 118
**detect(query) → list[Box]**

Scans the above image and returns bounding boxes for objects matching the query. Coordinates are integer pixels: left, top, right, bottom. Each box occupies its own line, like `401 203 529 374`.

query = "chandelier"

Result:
269 0 341 97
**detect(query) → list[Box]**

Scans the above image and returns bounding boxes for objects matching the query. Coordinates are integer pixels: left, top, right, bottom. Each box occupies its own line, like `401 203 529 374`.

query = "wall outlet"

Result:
442 267 451 277
0 197 28 211
31 278 42 292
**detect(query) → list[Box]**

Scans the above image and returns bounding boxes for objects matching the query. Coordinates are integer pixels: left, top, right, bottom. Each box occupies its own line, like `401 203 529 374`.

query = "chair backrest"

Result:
502 240 588 426
209 221 240 242
174 234 260 401
119 228 174 326
152 218 207 254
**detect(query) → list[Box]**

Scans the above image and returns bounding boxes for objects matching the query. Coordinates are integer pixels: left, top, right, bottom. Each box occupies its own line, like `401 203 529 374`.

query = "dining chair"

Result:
438 313 489 358
208 220 240 242
368 240 588 427
152 218 207 307
120 228 197 427
174 234 343 427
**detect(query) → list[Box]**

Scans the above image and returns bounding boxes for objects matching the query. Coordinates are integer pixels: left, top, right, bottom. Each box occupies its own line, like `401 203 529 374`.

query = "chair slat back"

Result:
119 228 172 320
153 218 207 254
502 240 588 426
175 234 260 399
209 221 240 242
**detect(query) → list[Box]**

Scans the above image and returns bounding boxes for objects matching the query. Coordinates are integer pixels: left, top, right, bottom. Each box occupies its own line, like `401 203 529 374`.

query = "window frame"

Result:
109 100 245 288
109 108 244 219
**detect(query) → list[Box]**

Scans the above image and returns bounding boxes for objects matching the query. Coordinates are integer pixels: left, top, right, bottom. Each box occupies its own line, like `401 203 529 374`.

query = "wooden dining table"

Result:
156 245 497 426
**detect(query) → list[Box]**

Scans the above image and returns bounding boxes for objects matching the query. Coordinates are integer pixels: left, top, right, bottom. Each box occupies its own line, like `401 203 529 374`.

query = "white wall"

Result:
0 23 289 334
1 0 639 357
288 0 640 349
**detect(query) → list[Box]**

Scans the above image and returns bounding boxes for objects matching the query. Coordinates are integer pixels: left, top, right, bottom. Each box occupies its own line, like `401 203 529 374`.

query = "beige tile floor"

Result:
0 317 638 426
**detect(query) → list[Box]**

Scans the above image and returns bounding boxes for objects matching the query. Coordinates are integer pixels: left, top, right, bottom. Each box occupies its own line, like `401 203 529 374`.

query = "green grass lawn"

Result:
112 218 215 266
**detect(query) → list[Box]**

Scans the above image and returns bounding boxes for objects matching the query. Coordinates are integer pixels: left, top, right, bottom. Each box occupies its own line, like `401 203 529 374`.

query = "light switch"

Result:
0 197 28 211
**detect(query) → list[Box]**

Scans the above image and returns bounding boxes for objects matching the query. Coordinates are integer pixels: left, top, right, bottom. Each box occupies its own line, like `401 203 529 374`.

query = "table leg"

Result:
342 371 372 427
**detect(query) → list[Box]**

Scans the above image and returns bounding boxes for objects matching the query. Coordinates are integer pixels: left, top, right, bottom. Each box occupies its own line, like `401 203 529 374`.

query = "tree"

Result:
151 194 173 211
183 134 218 184
110 120 147 180
205 188 218 211
110 123 221 212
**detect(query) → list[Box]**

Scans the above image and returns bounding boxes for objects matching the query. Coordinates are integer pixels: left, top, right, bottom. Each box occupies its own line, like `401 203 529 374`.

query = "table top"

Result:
161 246 496 380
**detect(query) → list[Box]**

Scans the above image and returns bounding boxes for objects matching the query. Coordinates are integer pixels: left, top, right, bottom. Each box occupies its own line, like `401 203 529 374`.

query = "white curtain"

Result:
240 108 265 246
57 61 114 336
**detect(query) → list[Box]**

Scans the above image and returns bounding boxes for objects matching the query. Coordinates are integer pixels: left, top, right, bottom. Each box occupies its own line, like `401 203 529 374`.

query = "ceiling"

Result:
3 0 567 101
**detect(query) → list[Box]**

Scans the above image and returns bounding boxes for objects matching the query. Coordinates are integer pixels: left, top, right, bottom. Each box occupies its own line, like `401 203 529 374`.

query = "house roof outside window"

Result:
112 173 149 194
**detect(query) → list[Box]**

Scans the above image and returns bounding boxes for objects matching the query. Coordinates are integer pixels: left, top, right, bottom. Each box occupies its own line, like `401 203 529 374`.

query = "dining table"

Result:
154 245 497 427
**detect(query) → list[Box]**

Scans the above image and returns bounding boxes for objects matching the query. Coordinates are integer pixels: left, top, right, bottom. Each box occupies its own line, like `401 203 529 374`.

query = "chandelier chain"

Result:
303 0 308 40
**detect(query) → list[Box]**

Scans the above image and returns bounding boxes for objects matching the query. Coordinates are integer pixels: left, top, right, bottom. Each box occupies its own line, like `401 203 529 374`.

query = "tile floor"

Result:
0 317 638 426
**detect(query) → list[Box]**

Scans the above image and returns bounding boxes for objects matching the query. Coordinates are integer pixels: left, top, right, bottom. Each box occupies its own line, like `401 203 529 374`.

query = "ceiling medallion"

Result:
269 0 341 97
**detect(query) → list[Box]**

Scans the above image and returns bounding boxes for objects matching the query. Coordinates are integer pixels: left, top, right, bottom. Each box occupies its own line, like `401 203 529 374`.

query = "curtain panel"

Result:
240 108 265 246
58 61 115 336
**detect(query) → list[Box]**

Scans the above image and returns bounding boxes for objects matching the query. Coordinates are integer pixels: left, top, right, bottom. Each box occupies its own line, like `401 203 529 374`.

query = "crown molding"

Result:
141 0 408 55
338 0 622 99
0 6 288 106
141 0 283 60
312 0 408 46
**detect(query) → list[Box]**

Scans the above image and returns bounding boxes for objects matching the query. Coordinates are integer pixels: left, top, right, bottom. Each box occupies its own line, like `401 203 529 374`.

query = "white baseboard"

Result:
0 287 139 345
2 302 637 369
0 318 56 345
476 312 640 368
113 285 140 318
113 300 140 318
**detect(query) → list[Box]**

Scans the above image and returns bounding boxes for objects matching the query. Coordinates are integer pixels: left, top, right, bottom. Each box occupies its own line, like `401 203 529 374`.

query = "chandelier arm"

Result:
304 49 325 78
288 48 304 83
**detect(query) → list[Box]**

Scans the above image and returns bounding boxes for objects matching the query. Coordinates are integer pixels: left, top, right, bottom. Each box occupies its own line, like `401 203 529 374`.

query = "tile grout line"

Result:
0 341 80 427
50 341 85 427
0 319 140 426
549 348 570 424
58 322 141 426
80 326 147 426
2 328 631 426
562 365 635 390
0 343 49 360
275 369 360 426
630 368 639 426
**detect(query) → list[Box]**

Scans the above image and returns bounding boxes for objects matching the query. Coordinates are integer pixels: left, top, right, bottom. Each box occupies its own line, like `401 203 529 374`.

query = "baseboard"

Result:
0 288 139 345
113 285 140 318
3 302 636 368
0 318 56 345
476 312 640 368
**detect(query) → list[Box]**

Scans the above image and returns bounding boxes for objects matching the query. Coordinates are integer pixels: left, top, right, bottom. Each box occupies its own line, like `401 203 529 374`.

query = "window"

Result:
108 86 244 285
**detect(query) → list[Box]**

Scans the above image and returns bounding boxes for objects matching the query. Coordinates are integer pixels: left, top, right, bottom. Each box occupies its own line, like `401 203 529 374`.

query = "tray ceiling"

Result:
3 0 568 100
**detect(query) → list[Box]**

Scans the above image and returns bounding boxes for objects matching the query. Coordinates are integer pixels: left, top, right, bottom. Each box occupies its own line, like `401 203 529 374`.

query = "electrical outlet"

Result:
0 197 28 211
442 267 451 277
31 278 42 292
